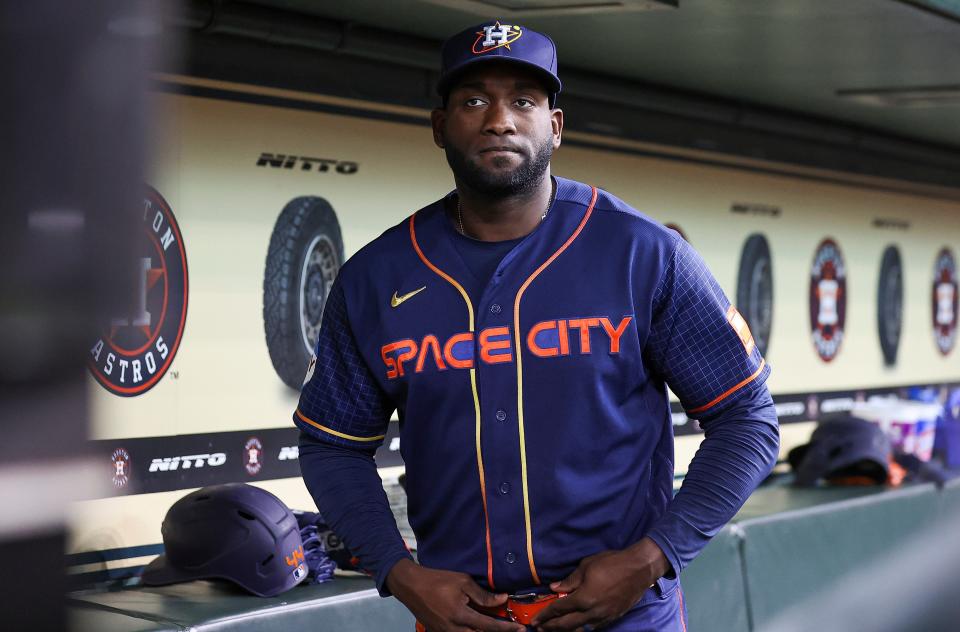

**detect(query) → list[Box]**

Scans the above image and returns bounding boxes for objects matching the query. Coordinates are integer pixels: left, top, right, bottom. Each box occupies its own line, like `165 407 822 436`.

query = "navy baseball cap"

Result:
438 21 562 105
788 416 891 487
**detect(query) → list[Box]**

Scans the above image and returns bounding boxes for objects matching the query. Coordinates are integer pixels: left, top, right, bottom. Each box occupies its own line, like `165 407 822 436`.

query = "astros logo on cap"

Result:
472 21 522 54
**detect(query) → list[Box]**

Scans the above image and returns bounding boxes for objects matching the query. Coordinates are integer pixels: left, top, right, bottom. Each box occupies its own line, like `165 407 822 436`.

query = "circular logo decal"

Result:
933 248 958 356
809 239 846 362
111 448 131 488
88 186 188 396
244 437 264 476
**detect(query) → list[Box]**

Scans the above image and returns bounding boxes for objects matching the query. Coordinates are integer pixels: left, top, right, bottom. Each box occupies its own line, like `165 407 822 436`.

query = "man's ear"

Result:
431 108 446 148
551 108 563 150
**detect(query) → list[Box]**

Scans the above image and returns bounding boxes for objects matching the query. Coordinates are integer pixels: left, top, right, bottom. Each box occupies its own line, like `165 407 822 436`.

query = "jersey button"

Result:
505 552 516 564
490 303 502 314
495 409 507 422
499 482 510 495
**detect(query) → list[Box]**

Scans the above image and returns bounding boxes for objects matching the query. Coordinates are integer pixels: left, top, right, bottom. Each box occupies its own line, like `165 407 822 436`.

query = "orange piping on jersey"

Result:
686 359 767 415
409 213 495 590
296 409 386 442
512 186 598 585
678 588 688 632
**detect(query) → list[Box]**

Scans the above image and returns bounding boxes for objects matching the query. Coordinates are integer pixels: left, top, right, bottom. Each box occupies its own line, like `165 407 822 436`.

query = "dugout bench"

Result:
69 478 960 632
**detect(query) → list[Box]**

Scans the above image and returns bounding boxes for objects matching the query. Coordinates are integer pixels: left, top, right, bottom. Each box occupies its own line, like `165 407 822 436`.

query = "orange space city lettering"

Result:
380 316 633 379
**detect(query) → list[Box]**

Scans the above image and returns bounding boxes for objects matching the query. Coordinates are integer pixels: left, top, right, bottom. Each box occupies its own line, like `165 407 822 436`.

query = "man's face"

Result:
431 63 563 197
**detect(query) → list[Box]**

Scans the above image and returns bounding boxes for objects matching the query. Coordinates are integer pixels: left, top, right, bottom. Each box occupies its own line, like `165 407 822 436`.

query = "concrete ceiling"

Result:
241 0 960 152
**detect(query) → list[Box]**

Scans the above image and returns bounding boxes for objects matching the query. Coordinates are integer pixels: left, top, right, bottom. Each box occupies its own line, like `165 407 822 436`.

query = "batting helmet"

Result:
141 483 307 597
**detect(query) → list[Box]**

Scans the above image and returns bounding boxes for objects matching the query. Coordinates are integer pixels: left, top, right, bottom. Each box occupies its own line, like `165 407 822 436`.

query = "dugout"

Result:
68 479 960 631
4 1 960 630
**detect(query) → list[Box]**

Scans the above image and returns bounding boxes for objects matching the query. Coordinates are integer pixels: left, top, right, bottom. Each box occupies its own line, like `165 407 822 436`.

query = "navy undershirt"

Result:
451 233 523 298
444 197 526 299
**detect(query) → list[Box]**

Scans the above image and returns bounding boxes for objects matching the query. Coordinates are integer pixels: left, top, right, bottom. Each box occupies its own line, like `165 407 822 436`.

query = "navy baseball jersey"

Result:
295 176 770 592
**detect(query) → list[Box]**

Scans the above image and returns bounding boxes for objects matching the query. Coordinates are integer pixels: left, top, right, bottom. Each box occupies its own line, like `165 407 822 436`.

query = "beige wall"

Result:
74 82 959 563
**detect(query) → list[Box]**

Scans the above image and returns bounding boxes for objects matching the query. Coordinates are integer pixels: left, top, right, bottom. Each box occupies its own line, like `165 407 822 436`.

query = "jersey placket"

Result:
474 251 532 589
472 186 597 589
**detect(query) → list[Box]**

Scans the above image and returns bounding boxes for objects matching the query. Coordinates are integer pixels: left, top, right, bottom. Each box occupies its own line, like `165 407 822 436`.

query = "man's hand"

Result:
386 559 525 632
530 537 671 631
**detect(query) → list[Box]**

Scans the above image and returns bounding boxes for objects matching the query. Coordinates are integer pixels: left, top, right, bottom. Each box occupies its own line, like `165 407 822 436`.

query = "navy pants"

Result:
604 583 688 631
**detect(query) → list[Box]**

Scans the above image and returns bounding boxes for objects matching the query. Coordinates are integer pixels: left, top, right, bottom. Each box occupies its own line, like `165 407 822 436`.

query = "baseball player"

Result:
296 21 779 632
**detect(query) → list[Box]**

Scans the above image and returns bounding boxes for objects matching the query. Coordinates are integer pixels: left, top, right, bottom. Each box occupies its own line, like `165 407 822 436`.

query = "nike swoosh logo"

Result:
391 286 426 308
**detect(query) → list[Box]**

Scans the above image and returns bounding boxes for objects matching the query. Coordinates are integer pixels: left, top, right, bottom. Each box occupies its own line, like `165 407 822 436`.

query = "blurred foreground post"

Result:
0 1 167 628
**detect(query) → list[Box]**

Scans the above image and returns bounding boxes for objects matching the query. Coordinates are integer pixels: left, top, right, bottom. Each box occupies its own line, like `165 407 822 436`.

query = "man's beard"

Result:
444 135 553 198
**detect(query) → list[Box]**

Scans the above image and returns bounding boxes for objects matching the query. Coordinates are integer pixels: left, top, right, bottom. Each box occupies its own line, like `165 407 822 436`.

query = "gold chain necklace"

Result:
457 185 555 238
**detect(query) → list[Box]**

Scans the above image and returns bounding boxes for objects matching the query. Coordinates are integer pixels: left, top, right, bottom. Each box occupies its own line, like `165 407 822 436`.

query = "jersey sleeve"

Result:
644 238 770 421
293 278 395 450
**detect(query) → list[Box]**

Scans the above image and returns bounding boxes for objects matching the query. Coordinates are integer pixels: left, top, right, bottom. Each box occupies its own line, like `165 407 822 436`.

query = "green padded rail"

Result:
736 483 940 629
70 602 174 632
681 525 749 632
680 482 888 632
70 576 413 632
69 481 958 632
732 484 888 522
939 477 960 516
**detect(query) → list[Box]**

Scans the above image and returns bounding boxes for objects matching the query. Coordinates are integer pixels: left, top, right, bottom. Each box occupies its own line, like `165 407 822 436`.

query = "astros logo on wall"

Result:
88 186 188 396
473 22 522 54
809 238 846 362
244 437 264 476
111 448 131 488
933 247 958 356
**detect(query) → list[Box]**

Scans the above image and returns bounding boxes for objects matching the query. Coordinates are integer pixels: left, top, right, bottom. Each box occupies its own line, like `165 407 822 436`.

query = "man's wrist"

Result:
625 536 671 583
384 557 420 598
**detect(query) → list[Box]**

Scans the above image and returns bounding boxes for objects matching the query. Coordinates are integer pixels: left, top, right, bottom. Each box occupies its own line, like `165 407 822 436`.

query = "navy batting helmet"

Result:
141 483 307 597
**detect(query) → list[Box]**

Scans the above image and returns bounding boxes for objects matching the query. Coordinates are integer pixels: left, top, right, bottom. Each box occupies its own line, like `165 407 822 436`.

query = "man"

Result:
296 21 779 632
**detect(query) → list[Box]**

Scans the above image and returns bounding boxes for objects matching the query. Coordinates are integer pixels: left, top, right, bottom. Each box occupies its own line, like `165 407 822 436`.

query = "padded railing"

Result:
69 480 959 632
